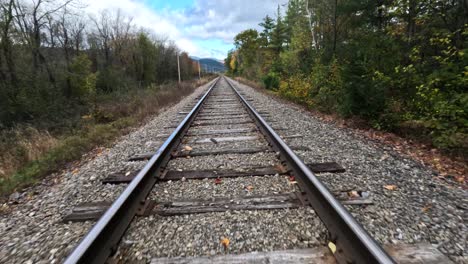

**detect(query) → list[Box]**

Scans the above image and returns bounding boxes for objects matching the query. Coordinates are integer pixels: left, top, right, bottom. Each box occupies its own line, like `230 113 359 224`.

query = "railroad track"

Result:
62 76 450 263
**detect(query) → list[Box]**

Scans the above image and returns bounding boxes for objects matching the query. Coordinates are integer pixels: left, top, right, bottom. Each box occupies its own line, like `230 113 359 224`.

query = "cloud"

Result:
176 0 288 43
82 0 288 59
82 0 201 56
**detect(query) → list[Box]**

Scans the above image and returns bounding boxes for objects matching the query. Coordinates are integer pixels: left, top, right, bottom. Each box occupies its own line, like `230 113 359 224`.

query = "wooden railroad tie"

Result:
102 162 345 184
63 191 371 223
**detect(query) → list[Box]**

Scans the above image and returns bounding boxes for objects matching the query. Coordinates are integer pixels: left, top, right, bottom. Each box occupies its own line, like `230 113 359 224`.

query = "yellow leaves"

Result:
183 145 193 151
221 237 230 249
383 185 397 191
72 168 79 175
328 242 336 254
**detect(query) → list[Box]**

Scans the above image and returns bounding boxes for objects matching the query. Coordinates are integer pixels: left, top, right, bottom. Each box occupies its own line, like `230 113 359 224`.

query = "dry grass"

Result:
0 127 58 179
0 77 214 196
234 77 265 90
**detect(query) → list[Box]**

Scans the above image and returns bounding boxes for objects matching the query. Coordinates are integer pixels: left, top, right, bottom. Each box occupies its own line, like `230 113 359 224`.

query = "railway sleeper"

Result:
147 244 452 264
127 145 311 161
63 191 371 223
102 162 345 184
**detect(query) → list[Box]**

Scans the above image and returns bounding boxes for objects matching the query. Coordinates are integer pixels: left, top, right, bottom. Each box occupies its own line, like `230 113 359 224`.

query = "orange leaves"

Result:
383 185 397 191
422 204 432 213
221 237 230 249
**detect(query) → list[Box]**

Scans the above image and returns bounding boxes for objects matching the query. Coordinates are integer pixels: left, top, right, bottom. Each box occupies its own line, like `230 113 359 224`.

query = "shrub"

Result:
262 71 280 90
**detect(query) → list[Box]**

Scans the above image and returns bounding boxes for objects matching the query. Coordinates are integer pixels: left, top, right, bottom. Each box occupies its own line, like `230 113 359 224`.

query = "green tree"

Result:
69 54 96 101
234 29 259 76
259 15 275 47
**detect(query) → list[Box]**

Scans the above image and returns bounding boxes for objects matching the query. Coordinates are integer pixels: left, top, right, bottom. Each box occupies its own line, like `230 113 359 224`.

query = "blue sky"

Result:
85 0 288 60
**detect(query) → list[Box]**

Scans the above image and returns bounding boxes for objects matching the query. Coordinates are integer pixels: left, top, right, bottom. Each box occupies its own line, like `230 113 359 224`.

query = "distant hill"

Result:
190 57 226 73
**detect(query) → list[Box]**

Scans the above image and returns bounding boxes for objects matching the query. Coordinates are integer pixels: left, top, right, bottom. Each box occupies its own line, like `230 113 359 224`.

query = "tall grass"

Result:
0 78 213 196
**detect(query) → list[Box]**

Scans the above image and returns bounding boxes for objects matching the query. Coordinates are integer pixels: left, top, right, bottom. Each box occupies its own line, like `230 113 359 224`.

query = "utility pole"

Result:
198 61 201 80
177 53 181 83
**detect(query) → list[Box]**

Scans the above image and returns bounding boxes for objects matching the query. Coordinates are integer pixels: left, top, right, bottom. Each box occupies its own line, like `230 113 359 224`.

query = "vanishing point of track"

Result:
64 76 395 263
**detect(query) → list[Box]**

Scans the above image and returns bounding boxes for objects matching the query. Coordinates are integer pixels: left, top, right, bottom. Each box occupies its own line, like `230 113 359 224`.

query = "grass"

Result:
0 78 213 197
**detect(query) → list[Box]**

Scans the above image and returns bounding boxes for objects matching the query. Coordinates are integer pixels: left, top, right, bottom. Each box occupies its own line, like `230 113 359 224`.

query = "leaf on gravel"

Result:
422 204 432 212
379 154 389 161
288 180 297 185
383 185 397 191
183 145 193 151
288 176 295 181
221 237 230 248
455 176 464 183
245 185 254 191
348 191 360 198
214 178 222 184
328 242 336 253
72 169 79 175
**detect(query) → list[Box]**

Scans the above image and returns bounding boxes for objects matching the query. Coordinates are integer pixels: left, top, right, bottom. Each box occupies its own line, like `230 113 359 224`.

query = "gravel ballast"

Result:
0 80 215 263
0 76 465 263
230 77 467 263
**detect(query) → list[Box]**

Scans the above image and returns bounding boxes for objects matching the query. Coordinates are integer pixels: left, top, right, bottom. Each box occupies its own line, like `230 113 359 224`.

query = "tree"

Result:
270 5 286 54
259 15 275 47
234 29 259 74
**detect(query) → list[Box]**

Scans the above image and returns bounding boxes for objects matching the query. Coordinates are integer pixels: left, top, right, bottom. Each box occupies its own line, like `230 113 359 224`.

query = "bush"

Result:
262 72 280 90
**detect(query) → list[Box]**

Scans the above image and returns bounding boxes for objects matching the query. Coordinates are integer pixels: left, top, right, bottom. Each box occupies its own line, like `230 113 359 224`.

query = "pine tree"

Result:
259 15 275 47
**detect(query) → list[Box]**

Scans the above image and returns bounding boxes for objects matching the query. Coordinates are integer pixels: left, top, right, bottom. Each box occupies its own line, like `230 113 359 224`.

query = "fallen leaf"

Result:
422 204 432 212
245 185 254 191
328 242 336 254
289 176 295 181
72 169 79 175
221 237 230 248
214 178 222 184
288 180 297 186
183 145 193 151
348 191 359 198
383 185 397 191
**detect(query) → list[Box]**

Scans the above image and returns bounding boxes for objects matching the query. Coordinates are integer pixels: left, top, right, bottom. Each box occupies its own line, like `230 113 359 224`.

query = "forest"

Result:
226 0 467 155
0 0 203 194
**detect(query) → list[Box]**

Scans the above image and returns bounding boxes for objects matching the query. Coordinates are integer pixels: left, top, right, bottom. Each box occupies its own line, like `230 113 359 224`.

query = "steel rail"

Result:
224 76 395 264
64 77 220 264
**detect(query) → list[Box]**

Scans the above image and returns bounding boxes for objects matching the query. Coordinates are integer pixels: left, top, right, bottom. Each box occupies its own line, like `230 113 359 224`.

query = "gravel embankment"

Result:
230 78 467 263
0 80 216 264
118 77 327 261
1 76 465 263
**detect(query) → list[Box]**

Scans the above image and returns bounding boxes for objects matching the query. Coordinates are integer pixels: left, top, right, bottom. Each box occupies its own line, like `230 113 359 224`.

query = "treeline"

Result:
226 0 467 152
0 0 199 129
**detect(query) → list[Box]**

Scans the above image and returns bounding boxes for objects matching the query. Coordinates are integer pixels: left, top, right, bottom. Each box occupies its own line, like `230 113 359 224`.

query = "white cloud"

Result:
81 0 288 59
177 0 288 43
82 0 201 56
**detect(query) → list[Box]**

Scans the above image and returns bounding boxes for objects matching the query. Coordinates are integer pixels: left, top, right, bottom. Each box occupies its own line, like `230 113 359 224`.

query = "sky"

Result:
83 0 288 60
